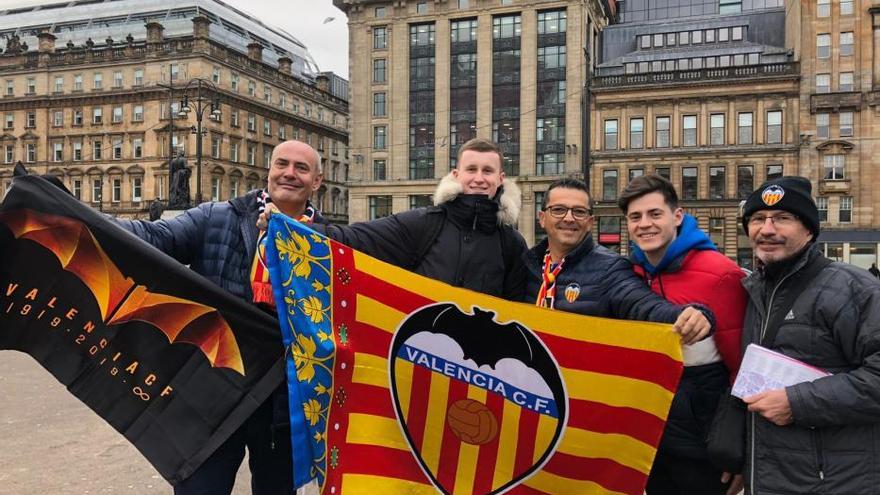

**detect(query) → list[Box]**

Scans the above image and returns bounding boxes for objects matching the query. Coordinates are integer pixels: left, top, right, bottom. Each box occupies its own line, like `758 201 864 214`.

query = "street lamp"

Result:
176 78 221 203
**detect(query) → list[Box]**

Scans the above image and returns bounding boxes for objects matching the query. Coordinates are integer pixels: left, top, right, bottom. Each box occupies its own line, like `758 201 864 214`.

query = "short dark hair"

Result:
542 177 592 211
617 174 679 214
456 138 505 171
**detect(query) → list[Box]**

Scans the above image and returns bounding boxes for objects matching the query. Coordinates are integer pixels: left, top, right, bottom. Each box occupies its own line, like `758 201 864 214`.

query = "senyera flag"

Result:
266 214 684 495
0 175 284 483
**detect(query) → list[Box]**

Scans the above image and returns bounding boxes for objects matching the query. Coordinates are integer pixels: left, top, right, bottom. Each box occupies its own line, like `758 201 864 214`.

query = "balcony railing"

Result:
593 62 799 89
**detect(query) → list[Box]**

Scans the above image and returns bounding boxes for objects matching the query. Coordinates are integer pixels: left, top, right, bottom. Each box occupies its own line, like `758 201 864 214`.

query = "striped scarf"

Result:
250 190 316 308
534 251 565 309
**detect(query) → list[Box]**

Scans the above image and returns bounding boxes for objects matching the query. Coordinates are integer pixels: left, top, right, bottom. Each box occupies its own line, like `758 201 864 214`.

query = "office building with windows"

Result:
335 0 613 244
0 0 349 222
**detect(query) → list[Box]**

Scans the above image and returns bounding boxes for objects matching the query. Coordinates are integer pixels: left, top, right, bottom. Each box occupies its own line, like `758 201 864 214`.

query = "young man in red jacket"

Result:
618 174 746 495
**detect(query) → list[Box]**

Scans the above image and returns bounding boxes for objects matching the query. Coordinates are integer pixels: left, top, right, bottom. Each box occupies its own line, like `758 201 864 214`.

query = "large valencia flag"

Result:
266 214 684 495
0 175 284 483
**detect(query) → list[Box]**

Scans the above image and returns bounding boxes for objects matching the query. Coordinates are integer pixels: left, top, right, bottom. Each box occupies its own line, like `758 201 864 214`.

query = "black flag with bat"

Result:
0 174 285 483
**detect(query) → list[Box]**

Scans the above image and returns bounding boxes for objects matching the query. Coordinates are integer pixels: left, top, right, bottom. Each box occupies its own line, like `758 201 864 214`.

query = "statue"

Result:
168 151 191 209
148 198 164 221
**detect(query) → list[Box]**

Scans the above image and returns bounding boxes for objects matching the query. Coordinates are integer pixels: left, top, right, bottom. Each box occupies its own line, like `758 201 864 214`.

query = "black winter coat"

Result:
742 244 880 494
523 234 682 323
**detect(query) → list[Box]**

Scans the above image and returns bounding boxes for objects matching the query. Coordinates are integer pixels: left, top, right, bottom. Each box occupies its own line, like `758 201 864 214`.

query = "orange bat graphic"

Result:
0 209 245 375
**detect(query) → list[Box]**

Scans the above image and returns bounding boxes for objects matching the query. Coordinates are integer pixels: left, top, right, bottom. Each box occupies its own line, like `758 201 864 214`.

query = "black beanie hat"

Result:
742 176 819 238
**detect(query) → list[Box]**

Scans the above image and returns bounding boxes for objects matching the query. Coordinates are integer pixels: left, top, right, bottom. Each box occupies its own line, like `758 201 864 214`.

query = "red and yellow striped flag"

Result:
266 217 683 495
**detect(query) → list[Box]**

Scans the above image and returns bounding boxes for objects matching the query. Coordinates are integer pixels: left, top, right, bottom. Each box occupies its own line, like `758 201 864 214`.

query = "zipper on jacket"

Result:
811 427 825 481
750 271 796 493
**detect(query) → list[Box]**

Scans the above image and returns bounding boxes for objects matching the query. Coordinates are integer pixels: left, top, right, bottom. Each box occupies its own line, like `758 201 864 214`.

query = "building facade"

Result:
335 0 613 244
591 1 798 268
0 0 350 222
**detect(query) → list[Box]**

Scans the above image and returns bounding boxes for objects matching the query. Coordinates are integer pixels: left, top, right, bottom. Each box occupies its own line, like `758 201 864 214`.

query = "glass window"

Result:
536 153 564 175
373 160 386 180
709 218 725 251
629 168 644 182
373 59 386 82
450 19 478 43
705 29 715 43
817 196 828 222
732 26 743 41
373 92 386 117
718 28 729 42
534 191 546 244
840 32 854 57
655 116 670 148
537 10 567 34
738 112 753 145
666 33 676 46
93 72 103 89
493 14 522 39
841 0 853 15
603 169 619 201
767 110 782 144
133 105 144 122
375 5 386 17
630 118 644 149
26 78 36 94
710 113 725 146
416 2 427 14
655 167 671 180
737 165 754 199
53 142 63 162
840 111 853 137
373 126 387 149
113 71 123 88
692 30 702 44
654 34 664 47
640 35 651 49
93 107 103 124
53 110 63 127
134 69 144 86
849 243 876 269
682 167 698 200
679 32 689 45
369 195 392 219
766 164 783 181
709 166 726 199
824 154 845 180
816 34 831 59
817 113 830 139
598 217 621 252
682 115 697 147
54 76 63 93
374 27 388 49
839 196 852 223
112 106 123 123
537 45 566 70
817 0 830 17
604 119 618 150
839 72 854 92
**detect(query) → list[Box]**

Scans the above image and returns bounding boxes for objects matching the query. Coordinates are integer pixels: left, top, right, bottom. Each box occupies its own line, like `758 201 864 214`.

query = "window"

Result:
824 154 845 180
766 164 783 181
732 26 743 41
4 113 12 129
72 141 82 161
373 59 387 82
416 2 427 14
230 178 240 198
113 71 123 88
132 177 142 202
212 67 221 84
4 145 12 163
840 32 854 57
537 10 567 34
655 167 670 180
73 109 83 126
841 0 853 15
26 112 35 128
817 0 830 17
247 143 256 165
709 166 726 199
111 178 121 203
5 79 13 96
305 103 312 117
247 81 256 97
738 112 753 145
817 196 828 222
264 85 272 103
839 196 852 222
373 92 386 117
816 34 830 59
112 138 122 159
375 5 386 17
604 119 618 150
230 142 239 163
231 74 239 92
279 92 287 110
840 111 853 137
73 74 83 91
134 68 144 86
112 106 123 123
817 113 830 139
710 114 725 146
373 160 387 180
170 63 179 81
629 168 644 181
26 143 36 163
373 126 387 149
53 142 63 162
537 45 566 70
458 0 469 8
536 153 563 175
133 105 144 122
767 110 782 144
93 107 103 124
374 27 388 49
231 111 239 127
53 110 63 127
26 77 36 94
678 115 695 147
641 35 651 49
682 167 698 200
603 169 619 201
212 177 221 202
133 138 143 158
655 116 670 148
247 113 256 132
737 165 754 199
369 195 392 219
263 120 271 136
598 217 621 252
264 148 272 168
54 76 63 93
839 72 854 92
708 218 725 251
92 179 102 203
93 73 103 89
72 179 81 199
279 125 286 140
212 136 221 159
718 28 729 42
629 118 644 149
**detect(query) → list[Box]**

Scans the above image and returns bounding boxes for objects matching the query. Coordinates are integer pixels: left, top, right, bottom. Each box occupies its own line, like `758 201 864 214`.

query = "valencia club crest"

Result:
388 303 567 495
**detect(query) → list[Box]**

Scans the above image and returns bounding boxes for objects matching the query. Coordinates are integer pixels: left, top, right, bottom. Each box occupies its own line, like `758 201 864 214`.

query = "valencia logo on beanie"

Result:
761 185 785 206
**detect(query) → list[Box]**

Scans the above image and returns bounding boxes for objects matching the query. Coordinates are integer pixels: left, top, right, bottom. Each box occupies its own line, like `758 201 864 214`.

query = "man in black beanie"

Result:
737 176 880 494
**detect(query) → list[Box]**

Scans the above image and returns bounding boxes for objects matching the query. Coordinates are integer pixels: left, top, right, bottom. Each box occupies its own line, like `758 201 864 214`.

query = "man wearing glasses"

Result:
523 177 713 343
738 176 880 494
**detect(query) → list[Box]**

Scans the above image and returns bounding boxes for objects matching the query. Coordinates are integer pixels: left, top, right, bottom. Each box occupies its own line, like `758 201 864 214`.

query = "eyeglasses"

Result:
544 205 592 220
747 213 799 228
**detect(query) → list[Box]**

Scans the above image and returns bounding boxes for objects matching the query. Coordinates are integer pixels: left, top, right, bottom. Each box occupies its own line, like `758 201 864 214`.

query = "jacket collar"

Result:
742 242 819 294
432 172 521 226
527 232 597 267
629 214 716 276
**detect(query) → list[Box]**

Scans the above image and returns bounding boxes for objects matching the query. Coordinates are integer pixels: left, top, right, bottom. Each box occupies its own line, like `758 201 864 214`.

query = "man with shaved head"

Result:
115 139 326 494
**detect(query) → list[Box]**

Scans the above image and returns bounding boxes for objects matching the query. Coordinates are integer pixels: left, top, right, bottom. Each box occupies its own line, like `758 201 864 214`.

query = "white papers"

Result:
731 344 831 399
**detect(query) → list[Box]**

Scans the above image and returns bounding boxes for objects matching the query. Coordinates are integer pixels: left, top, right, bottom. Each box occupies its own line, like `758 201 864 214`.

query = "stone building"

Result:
0 0 349 222
334 0 613 244
591 0 797 268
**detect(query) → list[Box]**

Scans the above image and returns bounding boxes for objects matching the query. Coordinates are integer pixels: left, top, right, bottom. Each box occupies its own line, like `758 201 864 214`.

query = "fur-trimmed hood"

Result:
432 172 521 226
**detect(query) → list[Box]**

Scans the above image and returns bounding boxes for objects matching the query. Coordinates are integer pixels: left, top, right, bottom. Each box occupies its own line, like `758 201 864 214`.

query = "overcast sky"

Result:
2 0 351 79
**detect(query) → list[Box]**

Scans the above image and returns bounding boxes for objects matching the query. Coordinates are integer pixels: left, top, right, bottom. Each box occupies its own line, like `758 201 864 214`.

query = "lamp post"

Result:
177 78 221 204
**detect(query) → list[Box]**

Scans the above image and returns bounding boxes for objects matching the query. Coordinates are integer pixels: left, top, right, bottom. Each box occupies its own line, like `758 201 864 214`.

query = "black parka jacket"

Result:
742 244 880 494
